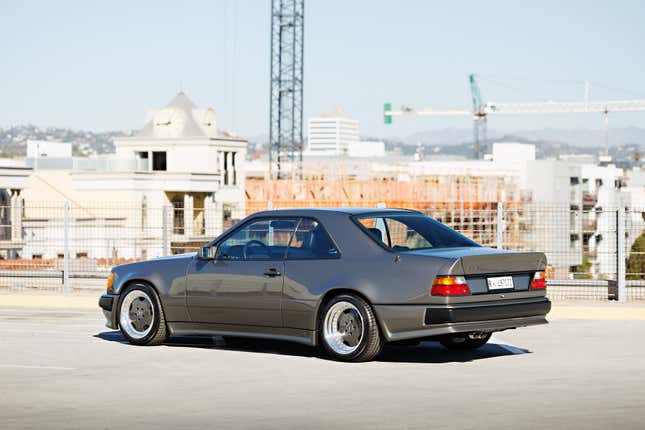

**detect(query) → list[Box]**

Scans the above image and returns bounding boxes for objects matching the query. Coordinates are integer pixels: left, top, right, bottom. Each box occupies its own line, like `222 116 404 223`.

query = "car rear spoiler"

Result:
447 251 547 276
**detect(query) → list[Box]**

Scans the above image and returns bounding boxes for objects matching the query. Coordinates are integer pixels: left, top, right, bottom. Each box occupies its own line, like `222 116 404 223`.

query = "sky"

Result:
1 0 645 139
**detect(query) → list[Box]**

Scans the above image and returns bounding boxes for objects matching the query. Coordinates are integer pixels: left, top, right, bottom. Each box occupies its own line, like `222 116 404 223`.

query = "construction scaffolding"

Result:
245 177 526 248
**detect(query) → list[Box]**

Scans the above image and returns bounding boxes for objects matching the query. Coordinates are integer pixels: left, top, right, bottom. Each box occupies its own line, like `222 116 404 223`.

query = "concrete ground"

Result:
1 295 644 429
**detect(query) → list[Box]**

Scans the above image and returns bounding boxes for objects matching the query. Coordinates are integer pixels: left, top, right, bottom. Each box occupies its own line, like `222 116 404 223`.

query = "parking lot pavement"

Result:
1 304 644 430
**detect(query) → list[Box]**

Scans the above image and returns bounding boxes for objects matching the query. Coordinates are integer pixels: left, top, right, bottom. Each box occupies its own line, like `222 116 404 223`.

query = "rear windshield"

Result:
354 213 479 251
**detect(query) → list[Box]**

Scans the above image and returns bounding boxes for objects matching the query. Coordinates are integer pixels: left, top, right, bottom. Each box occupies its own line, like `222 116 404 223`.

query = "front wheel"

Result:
117 283 168 346
319 294 383 362
440 332 491 350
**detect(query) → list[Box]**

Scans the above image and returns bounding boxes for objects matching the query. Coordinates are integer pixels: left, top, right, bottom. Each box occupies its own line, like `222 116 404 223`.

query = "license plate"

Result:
487 276 514 291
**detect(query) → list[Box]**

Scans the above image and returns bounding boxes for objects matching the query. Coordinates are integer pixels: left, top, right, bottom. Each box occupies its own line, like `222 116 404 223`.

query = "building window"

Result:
221 151 237 186
570 177 580 185
171 195 184 235
223 151 229 185
231 152 237 185
152 151 167 171
32 254 43 259
136 151 149 171
141 196 147 231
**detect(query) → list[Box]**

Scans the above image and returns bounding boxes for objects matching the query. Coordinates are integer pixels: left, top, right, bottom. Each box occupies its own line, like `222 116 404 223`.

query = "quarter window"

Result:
286 219 339 259
385 218 432 249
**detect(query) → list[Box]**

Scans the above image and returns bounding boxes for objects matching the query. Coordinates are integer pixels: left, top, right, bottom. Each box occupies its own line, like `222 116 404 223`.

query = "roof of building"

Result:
136 92 244 141
315 106 355 120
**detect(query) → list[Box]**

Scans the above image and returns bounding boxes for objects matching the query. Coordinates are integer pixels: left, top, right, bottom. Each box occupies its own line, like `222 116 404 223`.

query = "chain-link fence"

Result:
1 201 644 300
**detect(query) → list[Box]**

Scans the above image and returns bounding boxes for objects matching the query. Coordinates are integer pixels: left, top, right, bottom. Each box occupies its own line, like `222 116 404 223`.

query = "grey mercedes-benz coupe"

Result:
99 208 551 362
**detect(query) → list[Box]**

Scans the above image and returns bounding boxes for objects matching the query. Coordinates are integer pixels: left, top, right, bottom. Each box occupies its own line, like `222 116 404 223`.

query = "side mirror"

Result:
197 246 215 260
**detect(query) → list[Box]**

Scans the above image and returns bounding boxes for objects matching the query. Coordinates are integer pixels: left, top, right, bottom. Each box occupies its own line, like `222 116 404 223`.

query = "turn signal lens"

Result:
431 276 471 296
530 271 547 290
106 272 114 293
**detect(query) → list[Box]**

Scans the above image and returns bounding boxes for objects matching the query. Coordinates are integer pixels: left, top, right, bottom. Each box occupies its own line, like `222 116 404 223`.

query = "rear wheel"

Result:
319 294 382 362
118 283 167 346
440 332 491 350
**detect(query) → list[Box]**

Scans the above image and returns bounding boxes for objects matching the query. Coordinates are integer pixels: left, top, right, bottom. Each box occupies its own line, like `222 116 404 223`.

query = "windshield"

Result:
354 213 480 251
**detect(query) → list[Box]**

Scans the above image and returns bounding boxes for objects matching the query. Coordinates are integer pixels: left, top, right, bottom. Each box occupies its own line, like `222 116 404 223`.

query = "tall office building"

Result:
306 108 359 156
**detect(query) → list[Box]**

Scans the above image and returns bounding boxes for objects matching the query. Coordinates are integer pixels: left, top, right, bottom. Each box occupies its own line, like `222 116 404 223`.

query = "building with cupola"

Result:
18 93 247 264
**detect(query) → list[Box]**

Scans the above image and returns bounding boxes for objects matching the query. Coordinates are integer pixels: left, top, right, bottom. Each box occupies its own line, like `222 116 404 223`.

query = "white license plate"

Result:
487 276 514 290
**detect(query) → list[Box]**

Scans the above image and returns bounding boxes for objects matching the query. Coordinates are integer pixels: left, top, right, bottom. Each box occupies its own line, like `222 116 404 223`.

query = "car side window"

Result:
286 218 339 259
384 217 432 251
355 214 478 250
357 217 388 245
216 218 298 260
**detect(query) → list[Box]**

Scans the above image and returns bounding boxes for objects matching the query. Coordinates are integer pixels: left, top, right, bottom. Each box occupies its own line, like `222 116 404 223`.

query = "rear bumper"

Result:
374 297 551 342
99 294 118 329
425 297 551 324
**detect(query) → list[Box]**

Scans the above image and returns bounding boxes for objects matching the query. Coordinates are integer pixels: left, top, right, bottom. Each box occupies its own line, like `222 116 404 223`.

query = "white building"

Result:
0 159 32 258
522 160 584 276
20 92 247 263
623 167 645 268
578 163 625 277
348 141 386 158
306 108 359 156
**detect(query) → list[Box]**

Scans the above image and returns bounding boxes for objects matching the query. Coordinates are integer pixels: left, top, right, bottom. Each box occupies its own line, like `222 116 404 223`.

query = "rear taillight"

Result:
431 276 471 296
530 271 547 290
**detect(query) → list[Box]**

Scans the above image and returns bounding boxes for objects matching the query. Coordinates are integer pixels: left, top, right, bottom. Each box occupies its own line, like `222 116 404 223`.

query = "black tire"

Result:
318 294 383 362
117 283 168 346
440 332 491 350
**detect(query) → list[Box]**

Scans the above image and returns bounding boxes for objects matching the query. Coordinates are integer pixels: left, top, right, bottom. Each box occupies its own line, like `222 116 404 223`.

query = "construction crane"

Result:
269 0 305 179
384 74 645 159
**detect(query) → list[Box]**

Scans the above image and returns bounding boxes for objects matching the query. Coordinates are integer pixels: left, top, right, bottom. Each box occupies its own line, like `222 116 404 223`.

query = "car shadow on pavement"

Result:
376 341 530 363
95 331 530 363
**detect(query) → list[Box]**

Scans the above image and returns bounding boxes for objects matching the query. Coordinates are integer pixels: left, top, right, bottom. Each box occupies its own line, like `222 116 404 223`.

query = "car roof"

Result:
249 207 420 217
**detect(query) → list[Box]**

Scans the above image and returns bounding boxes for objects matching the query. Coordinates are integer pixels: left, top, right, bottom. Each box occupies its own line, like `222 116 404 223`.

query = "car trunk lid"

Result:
405 247 547 295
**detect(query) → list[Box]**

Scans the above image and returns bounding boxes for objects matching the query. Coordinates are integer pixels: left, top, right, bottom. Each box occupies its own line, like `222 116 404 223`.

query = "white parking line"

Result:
0 328 97 336
0 364 76 370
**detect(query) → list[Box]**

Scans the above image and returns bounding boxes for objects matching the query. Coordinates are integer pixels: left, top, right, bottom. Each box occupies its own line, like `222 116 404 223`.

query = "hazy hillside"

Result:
1 124 643 168
403 127 645 148
0 125 131 157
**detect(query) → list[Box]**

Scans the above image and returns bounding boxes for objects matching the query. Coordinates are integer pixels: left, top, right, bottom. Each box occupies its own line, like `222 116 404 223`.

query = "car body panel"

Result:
99 208 550 345
185 258 284 326
109 253 193 322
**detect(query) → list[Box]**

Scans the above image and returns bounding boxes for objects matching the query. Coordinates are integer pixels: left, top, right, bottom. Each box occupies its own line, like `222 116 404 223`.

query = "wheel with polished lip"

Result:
439 331 491 350
117 283 167 345
319 294 382 362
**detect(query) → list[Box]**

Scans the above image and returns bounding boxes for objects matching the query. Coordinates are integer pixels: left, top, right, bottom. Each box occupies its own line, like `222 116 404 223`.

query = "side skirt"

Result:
167 322 317 346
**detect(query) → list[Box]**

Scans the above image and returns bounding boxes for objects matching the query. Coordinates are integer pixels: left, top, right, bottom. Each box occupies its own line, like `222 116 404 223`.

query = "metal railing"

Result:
0 201 643 301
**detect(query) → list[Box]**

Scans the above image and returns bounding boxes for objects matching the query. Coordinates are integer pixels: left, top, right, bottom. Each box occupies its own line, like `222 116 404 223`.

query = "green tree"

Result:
627 231 645 280
574 255 593 279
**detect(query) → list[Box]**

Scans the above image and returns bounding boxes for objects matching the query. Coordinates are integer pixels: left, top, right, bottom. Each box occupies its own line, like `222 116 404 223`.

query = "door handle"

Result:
263 268 281 277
